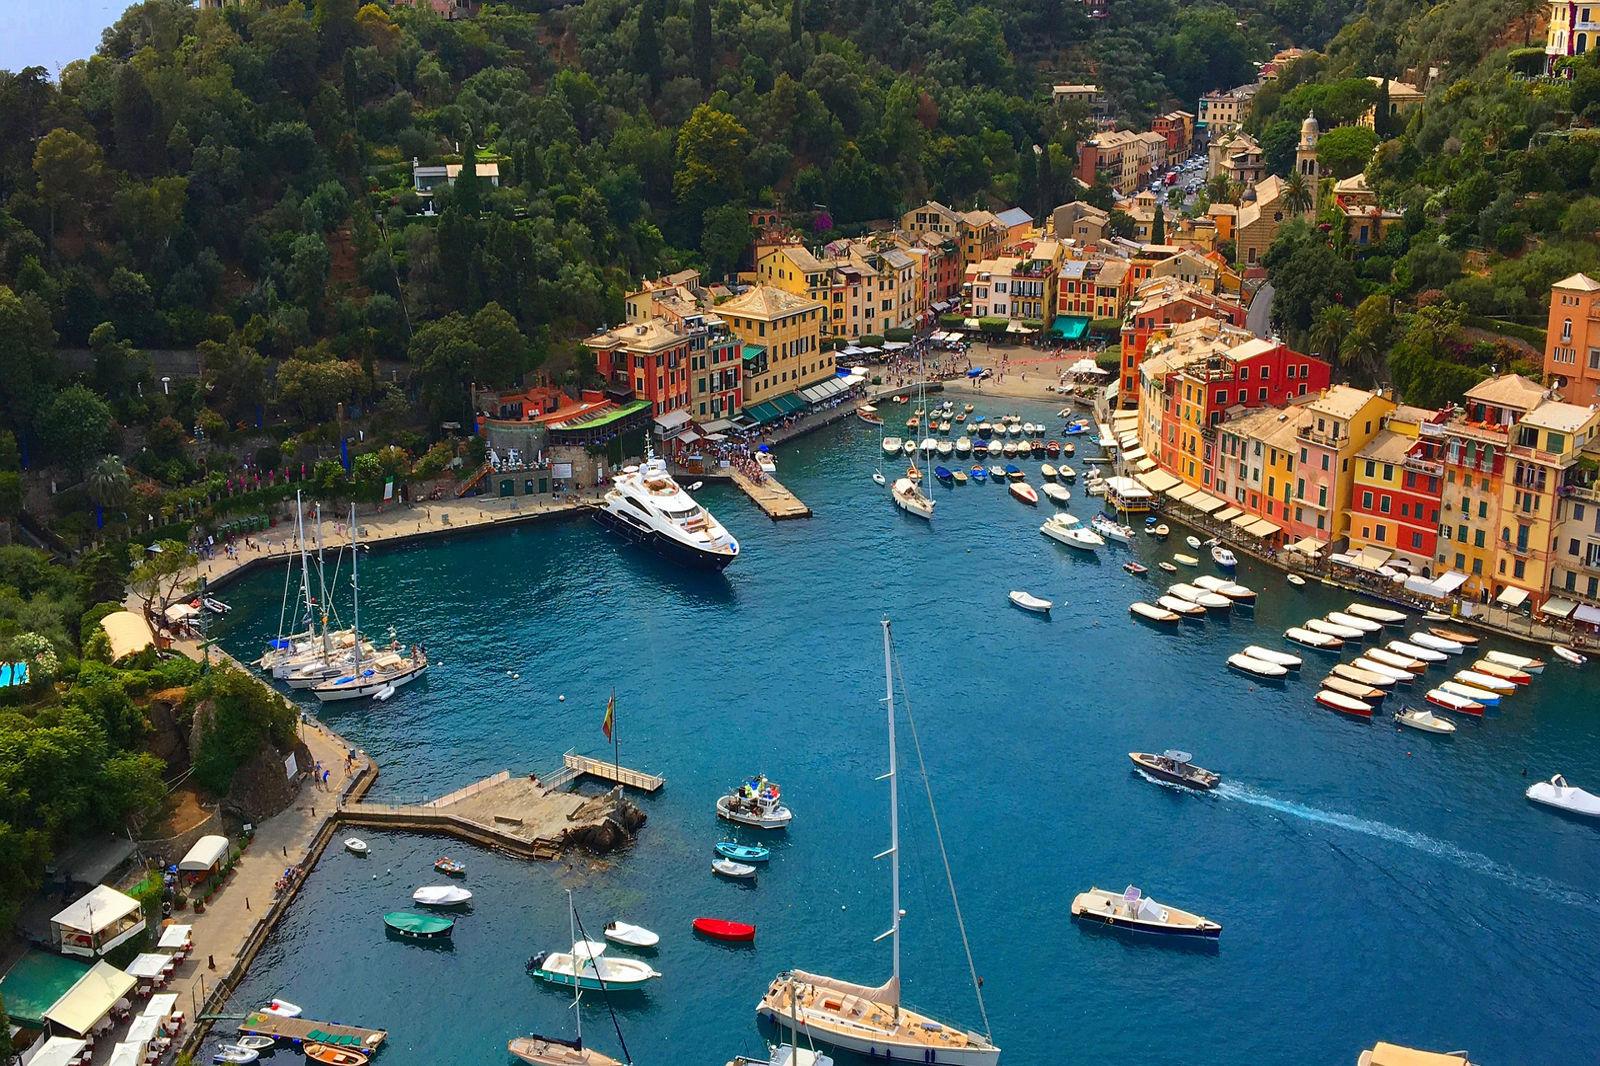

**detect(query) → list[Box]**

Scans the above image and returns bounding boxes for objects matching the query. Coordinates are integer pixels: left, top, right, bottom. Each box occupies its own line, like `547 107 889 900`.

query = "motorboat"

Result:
714 859 758 880
1173 553 1199 567
412 886 472 907
1346 603 1407 625
952 470 967 485
955 436 972 456
1438 680 1500 706
1388 639 1447 663
1005 464 1026 481
344 838 369 856
1070 885 1220 939
1553 644 1587 665
1041 515 1104 551
1408 632 1463 654
1157 561 1178 573
596 454 740 571
972 440 989 458
693 917 755 942
1129 751 1219 790
213 1046 260 1064
1090 514 1134 543
871 472 886 486
1306 617 1363 641
1525 774 1600 819
1168 583 1230 610
1316 689 1373 718
1332 663 1396 689
1022 421 1037 436
1470 659 1531 684
1325 611 1382 635
1243 646 1301 670
1150 523 1169 537
529 941 661 992
604 921 660 948
969 466 987 483
1430 626 1479 646
934 465 954 484
1009 590 1053 613
1322 675 1384 702
1454 669 1515 694
1194 575 1255 604
1156 595 1205 617
918 437 937 455
1425 688 1484 715
902 441 915 457
304 1046 369 1066
1209 544 1238 569
1351 657 1415 685
891 477 935 520
1009 482 1039 506
1185 535 1202 549
261 999 301 1018
1285 627 1341 650
1124 562 1149 576
383 911 455 939
1366 647 1425 673
718 776 792 829
1228 653 1286 679
1041 483 1071 505
434 857 466 876
937 441 954 459
1287 574 1307 587
857 405 883 426
989 464 1006 481
1395 707 1457 734
1129 601 1180 624
235 1037 276 1053
716 842 770 863
1483 650 1544 674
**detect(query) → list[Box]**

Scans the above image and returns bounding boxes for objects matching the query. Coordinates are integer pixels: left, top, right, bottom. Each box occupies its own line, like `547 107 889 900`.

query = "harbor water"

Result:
211 395 1600 1065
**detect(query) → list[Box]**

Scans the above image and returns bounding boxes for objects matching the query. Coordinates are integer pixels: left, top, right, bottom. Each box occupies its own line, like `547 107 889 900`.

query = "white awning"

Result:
1165 484 1197 502
1214 507 1243 522
1573 603 1600 625
157 924 192 949
25 1038 87 1066
1112 411 1139 426
1287 536 1326 556
162 602 199 623
108 1042 146 1066
1538 596 1578 619
883 341 910 351
1245 518 1281 537
1496 586 1531 607
1137 469 1179 492
52 886 140 936
141 993 178 1020
1349 545 1394 571
1230 511 1256 529
1122 447 1147 461
45 962 135 1036
124 1014 162 1045
178 834 229 873
652 409 692 432
1103 476 1153 499
1186 492 1227 514
1135 458 1157 472
1117 433 1139 449
124 953 169 979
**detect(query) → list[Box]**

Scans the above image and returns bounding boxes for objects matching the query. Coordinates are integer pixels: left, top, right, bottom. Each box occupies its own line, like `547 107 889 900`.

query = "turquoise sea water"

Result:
209 396 1600 1065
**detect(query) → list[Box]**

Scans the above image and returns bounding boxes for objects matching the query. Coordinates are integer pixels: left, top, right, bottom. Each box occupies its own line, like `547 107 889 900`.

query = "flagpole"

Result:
612 690 620 778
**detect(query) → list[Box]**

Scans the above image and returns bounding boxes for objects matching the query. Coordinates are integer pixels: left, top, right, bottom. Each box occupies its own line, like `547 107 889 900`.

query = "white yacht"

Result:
891 477 934 520
596 455 739 570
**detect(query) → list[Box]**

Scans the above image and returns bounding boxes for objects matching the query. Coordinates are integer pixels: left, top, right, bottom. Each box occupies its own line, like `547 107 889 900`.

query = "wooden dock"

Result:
729 469 811 520
238 1012 386 1051
560 751 664 792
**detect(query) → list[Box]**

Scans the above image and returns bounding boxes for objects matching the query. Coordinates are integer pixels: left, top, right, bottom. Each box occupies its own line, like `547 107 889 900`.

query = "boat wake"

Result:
1214 783 1600 914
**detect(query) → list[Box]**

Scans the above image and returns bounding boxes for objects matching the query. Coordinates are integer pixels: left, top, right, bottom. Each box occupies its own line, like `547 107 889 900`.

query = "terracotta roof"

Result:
1463 373 1546 411
1357 430 1414 464
718 285 822 319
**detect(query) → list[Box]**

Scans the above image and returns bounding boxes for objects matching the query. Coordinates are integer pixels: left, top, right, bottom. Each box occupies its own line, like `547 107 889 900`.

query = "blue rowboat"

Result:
934 465 954 483
970 466 987 482
715 841 771 863
1003 464 1023 481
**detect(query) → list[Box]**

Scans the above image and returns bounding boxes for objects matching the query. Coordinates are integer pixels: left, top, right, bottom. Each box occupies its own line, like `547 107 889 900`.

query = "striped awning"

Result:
1214 507 1243 522
1187 492 1227 514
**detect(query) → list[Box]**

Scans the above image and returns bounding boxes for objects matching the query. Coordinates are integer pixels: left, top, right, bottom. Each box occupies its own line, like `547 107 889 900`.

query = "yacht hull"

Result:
593 509 736 571
755 1002 999 1066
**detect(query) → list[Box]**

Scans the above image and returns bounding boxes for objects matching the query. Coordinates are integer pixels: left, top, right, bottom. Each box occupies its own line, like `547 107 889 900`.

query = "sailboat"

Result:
891 363 935 520
310 505 427 702
510 891 630 1066
757 620 999 1065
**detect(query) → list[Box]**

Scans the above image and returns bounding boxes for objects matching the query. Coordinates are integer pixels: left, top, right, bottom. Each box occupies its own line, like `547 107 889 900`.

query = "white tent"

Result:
51 885 145 957
156 924 192 949
124 1013 162 1045
124 953 169 980
1069 358 1108 375
25 1037 86 1066
142 993 179 1020
107 1041 146 1066
162 602 199 623
177 835 229 874
44 961 135 1036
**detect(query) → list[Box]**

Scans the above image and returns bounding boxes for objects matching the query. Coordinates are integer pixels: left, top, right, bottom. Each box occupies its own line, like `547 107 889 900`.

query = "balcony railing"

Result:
1298 427 1345 448
1560 481 1600 504
1404 456 1443 477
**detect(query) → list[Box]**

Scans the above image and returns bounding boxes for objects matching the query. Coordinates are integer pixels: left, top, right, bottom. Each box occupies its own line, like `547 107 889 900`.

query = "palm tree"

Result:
1308 305 1353 363
1340 330 1388 388
1283 170 1313 217
86 455 131 510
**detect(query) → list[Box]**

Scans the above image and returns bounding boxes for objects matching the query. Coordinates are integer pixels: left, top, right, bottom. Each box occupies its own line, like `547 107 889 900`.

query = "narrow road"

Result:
1247 281 1275 338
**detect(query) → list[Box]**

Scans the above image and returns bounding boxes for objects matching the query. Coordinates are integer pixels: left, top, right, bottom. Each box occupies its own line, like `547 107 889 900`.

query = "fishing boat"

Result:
304 1046 369 1066
969 466 987 483
213 1045 261 1064
1351 657 1415 685
1395 707 1456 734
1285 627 1342 650
1346 603 1408 625
1388 639 1446 663
1228 653 1286 679
716 841 771 863
1041 515 1104 551
1057 465 1076 482
1193 575 1256 605
344 838 368 856
757 621 1000 1065
1008 590 1053 613
857 405 882 426
1070 885 1221 939
1407 632 1463 654
1156 595 1205 617
261 999 301 1018
1244 646 1302 670
1316 689 1374 718
1430 626 1479 645
1090 514 1134 543
1525 774 1600 819
717 776 792 829
383 911 455 940
434 857 466 876
1322 675 1384 702
1470 659 1531 684
714 859 758 880
1173 553 1199 567
1157 561 1178 573
1484 650 1545 674
1045 440 1061 457
1168 583 1230 610
1553 644 1587 665
988 464 1006 481
952 471 968 485
1129 750 1219 790
1454 669 1515 694
1041 483 1070 505
934 466 954 484
882 437 903 457
1129 601 1180 624
694 918 756 942
1438 680 1500 706
412 886 472 907
1009 482 1039 506
955 437 972 456
603 921 660 948
1332 663 1395 689
529 940 661 993
1325 611 1382 635
1425 688 1484 715
1306 617 1363 641
1209 544 1238 569
1366 648 1425 673
1124 562 1149 577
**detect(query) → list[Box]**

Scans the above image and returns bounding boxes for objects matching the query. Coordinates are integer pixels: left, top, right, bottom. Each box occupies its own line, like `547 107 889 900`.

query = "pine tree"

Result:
692 0 714 90
455 134 481 216
1151 203 1165 244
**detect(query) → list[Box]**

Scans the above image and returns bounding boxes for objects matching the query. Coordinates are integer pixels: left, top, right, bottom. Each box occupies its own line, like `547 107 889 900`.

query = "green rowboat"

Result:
383 911 455 939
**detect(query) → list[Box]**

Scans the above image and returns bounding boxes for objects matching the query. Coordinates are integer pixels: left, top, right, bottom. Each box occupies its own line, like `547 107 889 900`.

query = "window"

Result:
1258 387 1268 401
1362 491 1374 509
1240 367 1250 380
1375 525 1387 542
1379 496 1390 514
1321 454 1330 471
1412 532 1423 549
1365 460 1376 478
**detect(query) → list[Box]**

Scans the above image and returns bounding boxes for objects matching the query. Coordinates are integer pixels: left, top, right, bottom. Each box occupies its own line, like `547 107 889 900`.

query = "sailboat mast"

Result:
315 504 332 660
567 889 584 1050
349 504 361 670
881 617 901 1016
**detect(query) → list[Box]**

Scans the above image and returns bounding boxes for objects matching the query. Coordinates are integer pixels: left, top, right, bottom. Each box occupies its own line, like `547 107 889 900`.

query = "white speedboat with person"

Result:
717 776 792 829
1040 514 1104 551
596 453 740 570
1525 774 1600 819
1070 885 1221 939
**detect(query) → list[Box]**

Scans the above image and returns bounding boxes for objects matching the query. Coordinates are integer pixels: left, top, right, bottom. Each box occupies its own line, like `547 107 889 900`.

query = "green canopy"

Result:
1049 315 1089 341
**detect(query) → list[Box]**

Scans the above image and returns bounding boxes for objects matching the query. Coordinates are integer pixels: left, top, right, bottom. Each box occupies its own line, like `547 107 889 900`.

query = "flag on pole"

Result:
383 477 395 502
601 692 615 741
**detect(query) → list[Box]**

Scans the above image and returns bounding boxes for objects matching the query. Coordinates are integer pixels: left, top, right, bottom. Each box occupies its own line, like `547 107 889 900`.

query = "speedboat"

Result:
1484 650 1545 674
1326 611 1382 635
1388 639 1446 663
412 885 472 907
1525 774 1600 819
1129 601 1179 623
1407 632 1463 654
1426 687 1484 715
1041 514 1103 551
604 921 660 948
1149 523 1170 538
1470 659 1531 684
529 941 661 992
1316 689 1373 718
1129 751 1219 790
1228 653 1286 679
1045 440 1061 457
891 477 934 520
1009 482 1039 505
344 838 368 855
871 472 886 486
1395 707 1456 734
1243 646 1301 670
596 454 739 570
1156 594 1205 617
383 911 455 939
973 440 989 458
717 776 792 829
235 1037 276 1053
1209 544 1238 569
713 858 758 880
1009 590 1053 613
1346 603 1407 625
1553 644 1587 665
1090 514 1134 543
1285 627 1341 650
1070 885 1220 938
1041 483 1070 505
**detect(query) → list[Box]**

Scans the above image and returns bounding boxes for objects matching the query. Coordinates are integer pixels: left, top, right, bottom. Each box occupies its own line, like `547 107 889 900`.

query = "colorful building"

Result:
1117 279 1247 407
1543 271 1600 406
716 286 827 408
583 320 692 419
1347 406 1447 571
1494 399 1600 608
1284 385 1397 547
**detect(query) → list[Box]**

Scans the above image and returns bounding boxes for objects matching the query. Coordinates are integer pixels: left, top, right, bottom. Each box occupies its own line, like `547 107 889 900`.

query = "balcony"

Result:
1417 422 1447 439
1297 427 1345 448
1404 456 1443 477
1560 479 1600 504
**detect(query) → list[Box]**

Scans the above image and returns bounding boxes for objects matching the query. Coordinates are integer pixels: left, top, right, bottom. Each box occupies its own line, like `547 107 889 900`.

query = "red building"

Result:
582 320 692 417
1349 419 1447 567
1119 280 1246 407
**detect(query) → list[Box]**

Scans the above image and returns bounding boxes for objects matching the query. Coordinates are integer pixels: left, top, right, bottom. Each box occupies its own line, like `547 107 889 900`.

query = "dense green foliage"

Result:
187 664 299 795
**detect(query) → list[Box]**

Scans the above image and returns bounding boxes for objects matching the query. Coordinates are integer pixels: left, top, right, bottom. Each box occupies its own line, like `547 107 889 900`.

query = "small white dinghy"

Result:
1407 632 1463 654
1395 707 1456 734
1228 653 1286 678
1041 482 1071 505
1553 644 1587 665
1484 650 1545 674
1326 610 1382 635
1009 590 1053 613
1129 601 1180 624
344 838 369 856
213 1045 260 1064
1185 536 1202 549
713 858 757 880
872 472 887 486
1243 645 1302 670
604 921 660 948
412 885 473 907
235 1036 276 1052
261 999 302 1018
1287 573 1307 586
1526 774 1600 819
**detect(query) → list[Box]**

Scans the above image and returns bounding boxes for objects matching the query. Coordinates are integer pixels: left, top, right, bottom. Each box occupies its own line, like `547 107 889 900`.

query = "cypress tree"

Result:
455 134 481 216
790 0 803 42
634 0 663 92
1151 204 1165 244
692 0 714 90
1374 78 1392 139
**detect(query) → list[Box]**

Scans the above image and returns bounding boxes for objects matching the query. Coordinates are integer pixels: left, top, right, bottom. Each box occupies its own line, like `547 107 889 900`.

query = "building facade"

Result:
1544 271 1600 406
716 286 827 406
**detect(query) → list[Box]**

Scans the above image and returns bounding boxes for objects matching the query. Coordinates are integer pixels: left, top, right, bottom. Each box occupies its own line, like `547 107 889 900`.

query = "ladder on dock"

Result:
561 750 664 792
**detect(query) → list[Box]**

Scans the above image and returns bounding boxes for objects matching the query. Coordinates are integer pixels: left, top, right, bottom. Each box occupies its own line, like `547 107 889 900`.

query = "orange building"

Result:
1544 272 1600 406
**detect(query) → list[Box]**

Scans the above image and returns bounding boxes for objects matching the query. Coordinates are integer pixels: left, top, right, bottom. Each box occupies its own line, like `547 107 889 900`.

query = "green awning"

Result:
1050 315 1089 340
0 951 92 1027
745 401 783 423
741 344 766 363
774 393 807 414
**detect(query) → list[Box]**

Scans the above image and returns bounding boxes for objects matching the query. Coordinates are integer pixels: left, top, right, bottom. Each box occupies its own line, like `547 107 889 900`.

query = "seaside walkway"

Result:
729 468 811 519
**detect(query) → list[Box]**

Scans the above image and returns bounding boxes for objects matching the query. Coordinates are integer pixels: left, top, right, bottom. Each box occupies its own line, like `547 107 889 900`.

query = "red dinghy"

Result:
693 917 755 942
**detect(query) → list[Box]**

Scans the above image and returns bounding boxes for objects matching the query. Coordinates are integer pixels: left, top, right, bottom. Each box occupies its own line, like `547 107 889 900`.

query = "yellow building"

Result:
1286 385 1396 545
716 285 827 407
1494 399 1600 608
756 239 923 340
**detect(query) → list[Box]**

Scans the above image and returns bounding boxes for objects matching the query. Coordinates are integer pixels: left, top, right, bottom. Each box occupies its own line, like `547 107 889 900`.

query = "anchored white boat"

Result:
1473 658 1532 683
1157 594 1205 617
1426 688 1484 715
1242 645 1301 670
1009 482 1040 506
1172 553 1199 567
1455 669 1515 694
1129 601 1180 624
1228 653 1286 678
1009 590 1053 613
413 886 473 907
1484 650 1545 673
1209 544 1238 569
1408 632 1463 654
1041 483 1071 505
1525 774 1600 819
1352 657 1415 685
1090 514 1134 543
1438 680 1500 706
1285 626 1341 650
1168 583 1230 610
1315 689 1374 717
1388 639 1446 663
1070 885 1220 939
1346 603 1407 625
717 775 792 829
1366 647 1425 673
882 437 903 457
1041 515 1104 551
1193 575 1256 604
1326 611 1382 635
891 477 935 520
1323 675 1384 702
529 940 661 993
1395 707 1456 734
713 859 757 880
603 921 659 948
344 838 369 855
597 453 740 570
1553 644 1588 665
1306 617 1362 641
